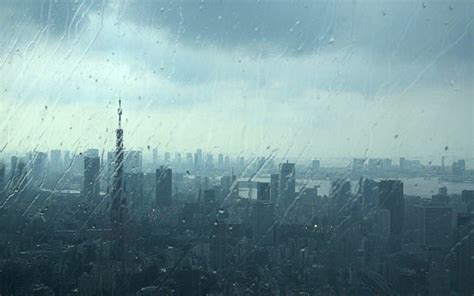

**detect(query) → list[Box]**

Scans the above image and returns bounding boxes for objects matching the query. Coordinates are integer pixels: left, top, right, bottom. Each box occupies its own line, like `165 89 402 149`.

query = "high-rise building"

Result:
84 149 99 158
83 156 100 202
185 153 193 168
63 150 71 167
217 153 224 170
257 182 270 201
415 204 452 249
252 201 275 245
378 180 404 239
311 159 320 171
279 162 295 208
194 149 202 171
175 152 182 166
156 166 172 207
352 158 365 175
49 149 63 173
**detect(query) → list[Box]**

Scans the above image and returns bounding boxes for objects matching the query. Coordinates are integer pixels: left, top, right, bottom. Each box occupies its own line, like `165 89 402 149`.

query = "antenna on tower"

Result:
118 98 123 129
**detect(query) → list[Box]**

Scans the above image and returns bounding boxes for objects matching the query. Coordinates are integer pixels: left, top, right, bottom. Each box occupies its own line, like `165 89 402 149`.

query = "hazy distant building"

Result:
156 166 172 207
194 149 203 171
218 153 224 170
82 156 100 202
84 149 99 158
279 162 295 208
352 158 365 175
49 149 62 173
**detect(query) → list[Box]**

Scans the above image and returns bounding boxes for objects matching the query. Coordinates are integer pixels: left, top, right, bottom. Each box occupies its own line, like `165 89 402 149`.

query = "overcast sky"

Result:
0 0 472 161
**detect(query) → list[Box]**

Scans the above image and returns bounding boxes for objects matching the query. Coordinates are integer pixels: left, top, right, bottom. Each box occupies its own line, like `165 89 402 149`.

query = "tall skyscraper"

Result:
156 166 172 207
110 100 128 246
82 156 100 202
378 180 404 242
279 162 295 208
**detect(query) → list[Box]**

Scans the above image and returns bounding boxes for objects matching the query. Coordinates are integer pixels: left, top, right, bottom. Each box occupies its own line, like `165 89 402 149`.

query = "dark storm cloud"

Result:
1 0 102 35
124 0 473 61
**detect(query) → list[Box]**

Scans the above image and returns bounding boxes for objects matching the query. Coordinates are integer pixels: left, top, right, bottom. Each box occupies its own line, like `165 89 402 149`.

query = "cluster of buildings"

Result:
0 104 473 295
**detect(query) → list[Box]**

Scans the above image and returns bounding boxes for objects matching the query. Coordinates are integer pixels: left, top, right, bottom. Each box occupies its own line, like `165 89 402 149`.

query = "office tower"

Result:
360 178 378 211
205 153 214 170
11 160 27 193
311 159 320 171
110 100 128 248
257 182 270 201
399 157 409 172
84 149 99 158
218 153 224 170
270 174 279 203
351 158 365 175
462 190 474 212
378 180 404 239
415 204 452 249
186 153 193 168
83 156 100 202
210 220 226 270
63 150 71 167
124 150 142 173
164 152 171 164
156 166 172 207
49 149 62 172
279 162 295 208
252 201 275 245
224 155 230 168
31 152 47 187
456 231 474 294
194 149 202 171
175 152 182 166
